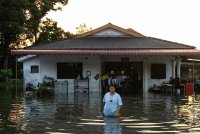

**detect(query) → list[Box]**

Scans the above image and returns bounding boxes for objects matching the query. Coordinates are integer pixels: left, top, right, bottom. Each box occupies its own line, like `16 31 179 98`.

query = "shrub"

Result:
0 69 13 81
36 87 54 97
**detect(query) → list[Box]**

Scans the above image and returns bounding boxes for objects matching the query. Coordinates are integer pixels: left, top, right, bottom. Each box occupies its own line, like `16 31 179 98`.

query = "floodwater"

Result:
1 87 200 134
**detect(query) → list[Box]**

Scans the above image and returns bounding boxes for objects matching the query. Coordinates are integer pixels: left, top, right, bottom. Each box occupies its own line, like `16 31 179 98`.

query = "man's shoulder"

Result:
104 92 109 96
114 93 121 97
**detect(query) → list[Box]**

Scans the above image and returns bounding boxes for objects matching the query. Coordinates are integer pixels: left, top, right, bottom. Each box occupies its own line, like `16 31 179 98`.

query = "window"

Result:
31 65 39 73
151 63 166 79
57 62 82 79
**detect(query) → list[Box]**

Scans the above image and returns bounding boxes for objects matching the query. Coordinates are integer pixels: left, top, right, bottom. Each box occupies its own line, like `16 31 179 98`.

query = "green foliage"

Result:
0 0 69 69
0 0 27 44
36 18 73 44
0 0 27 68
26 0 69 42
0 69 13 81
36 87 54 97
75 23 92 35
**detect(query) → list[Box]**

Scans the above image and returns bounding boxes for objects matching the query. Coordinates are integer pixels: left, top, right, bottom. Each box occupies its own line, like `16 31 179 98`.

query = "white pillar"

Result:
15 56 18 96
143 61 148 93
99 56 102 92
176 59 182 78
172 60 176 78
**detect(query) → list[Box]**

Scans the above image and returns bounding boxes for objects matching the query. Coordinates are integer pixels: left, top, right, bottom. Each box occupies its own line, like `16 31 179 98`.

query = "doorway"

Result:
102 62 143 95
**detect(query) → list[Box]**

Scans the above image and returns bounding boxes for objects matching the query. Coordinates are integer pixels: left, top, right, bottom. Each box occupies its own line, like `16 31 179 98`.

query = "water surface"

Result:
1 87 200 133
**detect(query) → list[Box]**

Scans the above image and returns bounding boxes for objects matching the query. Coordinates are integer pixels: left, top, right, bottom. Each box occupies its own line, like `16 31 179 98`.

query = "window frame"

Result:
30 65 39 73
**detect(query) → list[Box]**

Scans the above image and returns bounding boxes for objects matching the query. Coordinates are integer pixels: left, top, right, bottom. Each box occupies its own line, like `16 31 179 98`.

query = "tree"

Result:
0 0 27 69
0 69 13 82
75 23 92 35
0 0 69 70
26 0 68 42
36 18 73 44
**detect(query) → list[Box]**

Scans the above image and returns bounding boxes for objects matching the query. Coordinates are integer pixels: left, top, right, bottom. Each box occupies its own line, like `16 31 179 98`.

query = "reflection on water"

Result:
104 117 122 134
1 87 200 133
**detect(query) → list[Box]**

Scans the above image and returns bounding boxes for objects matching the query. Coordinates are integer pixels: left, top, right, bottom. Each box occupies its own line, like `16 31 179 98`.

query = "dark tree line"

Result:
0 0 72 74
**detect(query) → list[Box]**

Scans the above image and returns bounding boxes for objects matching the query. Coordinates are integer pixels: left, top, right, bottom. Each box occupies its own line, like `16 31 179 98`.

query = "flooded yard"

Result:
1 87 200 134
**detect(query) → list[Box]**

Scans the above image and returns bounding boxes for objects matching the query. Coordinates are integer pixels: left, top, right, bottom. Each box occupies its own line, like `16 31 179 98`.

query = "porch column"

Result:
15 56 18 96
171 60 176 78
143 61 148 93
176 58 182 78
99 56 102 92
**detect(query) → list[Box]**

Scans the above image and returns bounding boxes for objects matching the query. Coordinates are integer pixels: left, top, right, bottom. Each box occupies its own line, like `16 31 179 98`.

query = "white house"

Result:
11 23 200 94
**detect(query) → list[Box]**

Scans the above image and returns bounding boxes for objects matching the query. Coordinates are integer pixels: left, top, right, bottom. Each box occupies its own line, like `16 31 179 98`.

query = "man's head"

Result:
109 85 116 93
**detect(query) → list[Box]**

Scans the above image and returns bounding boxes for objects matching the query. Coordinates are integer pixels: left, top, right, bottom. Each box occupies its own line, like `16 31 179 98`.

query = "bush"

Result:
0 69 13 81
36 87 54 97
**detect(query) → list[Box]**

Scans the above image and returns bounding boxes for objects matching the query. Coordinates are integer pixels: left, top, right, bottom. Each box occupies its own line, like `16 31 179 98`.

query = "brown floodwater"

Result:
0 87 200 134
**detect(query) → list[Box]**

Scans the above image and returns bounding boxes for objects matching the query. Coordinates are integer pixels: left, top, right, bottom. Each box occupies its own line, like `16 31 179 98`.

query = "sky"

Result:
47 0 200 49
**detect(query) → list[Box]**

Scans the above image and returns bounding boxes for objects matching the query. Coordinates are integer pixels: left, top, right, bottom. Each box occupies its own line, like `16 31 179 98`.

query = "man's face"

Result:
109 86 115 93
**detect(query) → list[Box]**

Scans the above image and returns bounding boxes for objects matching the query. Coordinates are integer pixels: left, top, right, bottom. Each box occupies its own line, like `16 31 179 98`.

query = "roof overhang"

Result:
11 49 200 58
17 55 36 62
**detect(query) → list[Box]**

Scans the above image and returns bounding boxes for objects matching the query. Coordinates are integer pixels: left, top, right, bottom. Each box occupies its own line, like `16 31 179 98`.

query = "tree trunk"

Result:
3 48 9 70
3 48 9 82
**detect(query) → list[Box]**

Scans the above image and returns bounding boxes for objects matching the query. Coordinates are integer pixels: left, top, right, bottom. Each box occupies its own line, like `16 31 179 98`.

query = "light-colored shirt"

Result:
103 92 123 116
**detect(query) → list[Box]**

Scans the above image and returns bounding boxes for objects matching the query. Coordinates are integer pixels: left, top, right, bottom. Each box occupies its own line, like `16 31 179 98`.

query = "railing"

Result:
74 79 89 94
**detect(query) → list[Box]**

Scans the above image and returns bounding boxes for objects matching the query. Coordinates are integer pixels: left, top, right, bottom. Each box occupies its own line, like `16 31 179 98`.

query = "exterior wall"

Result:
23 57 40 87
143 57 174 92
22 55 174 93
23 55 100 92
83 57 100 92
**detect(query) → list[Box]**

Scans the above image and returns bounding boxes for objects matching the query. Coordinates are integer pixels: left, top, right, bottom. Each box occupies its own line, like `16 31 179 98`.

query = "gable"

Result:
76 23 144 38
90 28 131 37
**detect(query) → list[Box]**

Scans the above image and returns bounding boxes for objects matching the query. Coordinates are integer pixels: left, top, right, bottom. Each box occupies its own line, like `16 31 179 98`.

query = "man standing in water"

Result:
103 85 123 117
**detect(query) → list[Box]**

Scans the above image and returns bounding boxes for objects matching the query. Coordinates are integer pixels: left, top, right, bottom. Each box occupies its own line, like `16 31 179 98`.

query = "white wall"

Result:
23 57 40 87
143 57 174 92
22 55 174 93
27 55 101 92
83 57 100 92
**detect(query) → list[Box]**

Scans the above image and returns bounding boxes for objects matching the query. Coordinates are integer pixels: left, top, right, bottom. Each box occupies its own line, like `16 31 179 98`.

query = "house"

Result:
11 23 200 94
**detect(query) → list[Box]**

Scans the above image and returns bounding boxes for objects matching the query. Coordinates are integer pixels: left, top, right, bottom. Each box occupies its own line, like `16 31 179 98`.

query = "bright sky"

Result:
47 0 200 49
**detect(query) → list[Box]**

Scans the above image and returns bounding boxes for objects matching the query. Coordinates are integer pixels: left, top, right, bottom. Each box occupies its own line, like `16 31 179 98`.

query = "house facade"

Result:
12 23 200 94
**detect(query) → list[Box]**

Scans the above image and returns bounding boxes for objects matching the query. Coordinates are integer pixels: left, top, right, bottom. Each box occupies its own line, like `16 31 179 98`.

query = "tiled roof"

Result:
12 23 198 57
24 37 195 50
